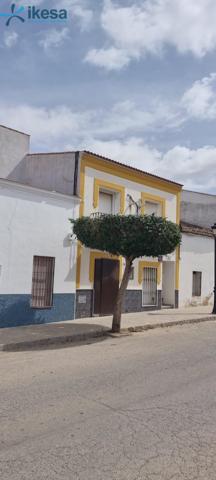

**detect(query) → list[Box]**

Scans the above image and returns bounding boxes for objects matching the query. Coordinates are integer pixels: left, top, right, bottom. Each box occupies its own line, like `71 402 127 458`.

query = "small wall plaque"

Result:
78 295 87 304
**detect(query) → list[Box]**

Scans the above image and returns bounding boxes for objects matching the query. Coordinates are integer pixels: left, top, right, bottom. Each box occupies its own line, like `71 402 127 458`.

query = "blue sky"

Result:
1 0 216 192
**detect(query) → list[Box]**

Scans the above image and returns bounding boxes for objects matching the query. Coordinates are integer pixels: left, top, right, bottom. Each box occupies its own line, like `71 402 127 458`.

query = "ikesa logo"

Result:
0 3 68 26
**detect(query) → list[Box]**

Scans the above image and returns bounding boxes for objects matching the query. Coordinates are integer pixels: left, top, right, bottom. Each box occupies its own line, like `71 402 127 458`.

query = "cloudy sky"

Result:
1 0 216 192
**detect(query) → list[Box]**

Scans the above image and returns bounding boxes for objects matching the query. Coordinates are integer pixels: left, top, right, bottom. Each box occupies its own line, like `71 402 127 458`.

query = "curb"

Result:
122 316 215 333
0 329 109 352
1 316 215 352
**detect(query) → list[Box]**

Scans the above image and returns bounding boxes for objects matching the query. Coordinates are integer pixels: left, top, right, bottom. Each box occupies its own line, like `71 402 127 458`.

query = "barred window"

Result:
192 271 202 297
31 256 55 308
142 267 157 306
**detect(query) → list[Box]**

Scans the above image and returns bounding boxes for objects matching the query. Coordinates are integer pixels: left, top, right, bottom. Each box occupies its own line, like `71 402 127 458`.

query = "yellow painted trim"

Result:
76 158 85 289
89 251 122 284
79 158 85 217
93 178 125 214
176 191 181 225
83 152 182 194
141 192 166 217
175 192 181 291
138 261 161 285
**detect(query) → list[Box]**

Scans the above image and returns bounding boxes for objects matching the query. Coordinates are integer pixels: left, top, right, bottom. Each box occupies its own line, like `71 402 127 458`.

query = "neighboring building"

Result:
179 190 215 307
75 151 182 318
181 190 216 228
0 125 29 177
0 126 80 328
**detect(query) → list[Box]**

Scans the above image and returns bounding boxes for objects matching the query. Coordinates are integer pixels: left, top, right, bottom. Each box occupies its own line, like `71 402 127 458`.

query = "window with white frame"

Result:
99 191 114 214
192 271 202 297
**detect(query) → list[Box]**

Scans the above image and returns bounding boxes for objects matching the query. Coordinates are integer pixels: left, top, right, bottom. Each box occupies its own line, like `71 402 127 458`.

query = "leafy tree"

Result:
71 215 181 333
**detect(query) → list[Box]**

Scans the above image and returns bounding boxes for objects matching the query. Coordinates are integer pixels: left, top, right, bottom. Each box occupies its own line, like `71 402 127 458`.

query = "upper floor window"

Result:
99 191 113 214
93 178 125 214
141 193 166 218
144 200 162 216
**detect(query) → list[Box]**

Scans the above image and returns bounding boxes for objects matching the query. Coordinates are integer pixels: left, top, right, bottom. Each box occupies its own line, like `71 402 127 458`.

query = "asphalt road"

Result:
1 321 216 480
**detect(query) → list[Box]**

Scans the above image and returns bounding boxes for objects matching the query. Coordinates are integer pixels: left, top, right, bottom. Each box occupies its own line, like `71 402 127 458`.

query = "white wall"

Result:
0 181 79 295
0 126 29 178
84 167 177 222
80 165 177 291
162 262 175 305
179 233 214 307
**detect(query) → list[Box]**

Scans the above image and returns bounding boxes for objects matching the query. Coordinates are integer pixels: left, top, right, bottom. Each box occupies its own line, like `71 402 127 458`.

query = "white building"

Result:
1 123 215 326
75 151 182 318
179 191 215 307
0 126 80 328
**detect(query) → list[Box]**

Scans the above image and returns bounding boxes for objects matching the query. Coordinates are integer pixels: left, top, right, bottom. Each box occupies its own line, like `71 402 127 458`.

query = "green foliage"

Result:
71 214 181 259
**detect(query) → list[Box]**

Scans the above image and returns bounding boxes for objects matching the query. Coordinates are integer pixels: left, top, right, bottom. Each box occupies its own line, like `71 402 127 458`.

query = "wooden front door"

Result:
93 259 119 316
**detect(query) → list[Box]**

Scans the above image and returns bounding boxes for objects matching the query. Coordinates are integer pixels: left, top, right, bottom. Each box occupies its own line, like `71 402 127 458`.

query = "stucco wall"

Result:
181 190 216 228
0 126 29 178
79 165 177 292
0 181 79 327
8 151 79 197
179 233 214 307
84 166 177 222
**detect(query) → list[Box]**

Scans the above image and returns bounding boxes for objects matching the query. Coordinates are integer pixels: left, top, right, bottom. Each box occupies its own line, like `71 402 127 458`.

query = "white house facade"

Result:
75 151 182 318
180 226 214 307
179 190 216 308
0 179 79 327
0 125 80 328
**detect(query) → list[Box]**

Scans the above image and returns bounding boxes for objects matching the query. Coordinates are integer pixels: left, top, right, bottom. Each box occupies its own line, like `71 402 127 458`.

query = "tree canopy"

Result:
71 214 181 259
71 214 181 332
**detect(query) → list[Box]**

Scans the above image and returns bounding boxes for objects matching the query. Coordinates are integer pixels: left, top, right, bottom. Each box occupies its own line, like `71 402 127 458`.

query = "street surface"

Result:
1 321 216 479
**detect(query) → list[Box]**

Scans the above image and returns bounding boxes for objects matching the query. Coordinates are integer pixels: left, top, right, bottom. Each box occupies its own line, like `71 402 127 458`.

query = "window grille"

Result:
142 267 157 306
31 256 55 308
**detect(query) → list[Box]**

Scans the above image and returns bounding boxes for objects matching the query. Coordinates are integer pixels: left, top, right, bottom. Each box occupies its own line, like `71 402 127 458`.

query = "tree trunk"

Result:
112 257 133 333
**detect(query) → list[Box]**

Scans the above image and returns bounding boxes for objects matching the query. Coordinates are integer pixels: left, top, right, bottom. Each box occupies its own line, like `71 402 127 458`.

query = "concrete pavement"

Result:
2 321 216 479
0 305 215 351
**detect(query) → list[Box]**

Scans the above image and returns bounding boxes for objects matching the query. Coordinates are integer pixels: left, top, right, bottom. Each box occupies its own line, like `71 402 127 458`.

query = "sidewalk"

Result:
1 305 215 351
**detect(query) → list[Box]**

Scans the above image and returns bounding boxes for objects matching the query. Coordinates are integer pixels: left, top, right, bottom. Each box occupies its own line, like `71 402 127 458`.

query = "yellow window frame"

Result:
93 178 125 214
138 261 162 285
141 192 166 218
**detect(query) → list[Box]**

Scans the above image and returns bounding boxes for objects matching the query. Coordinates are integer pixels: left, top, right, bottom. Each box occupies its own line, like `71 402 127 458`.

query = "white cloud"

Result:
39 27 70 51
1 101 216 191
84 139 216 192
72 5 93 30
85 47 130 70
58 0 93 30
86 137 161 172
0 99 180 150
182 73 216 119
87 0 216 70
4 31 18 48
